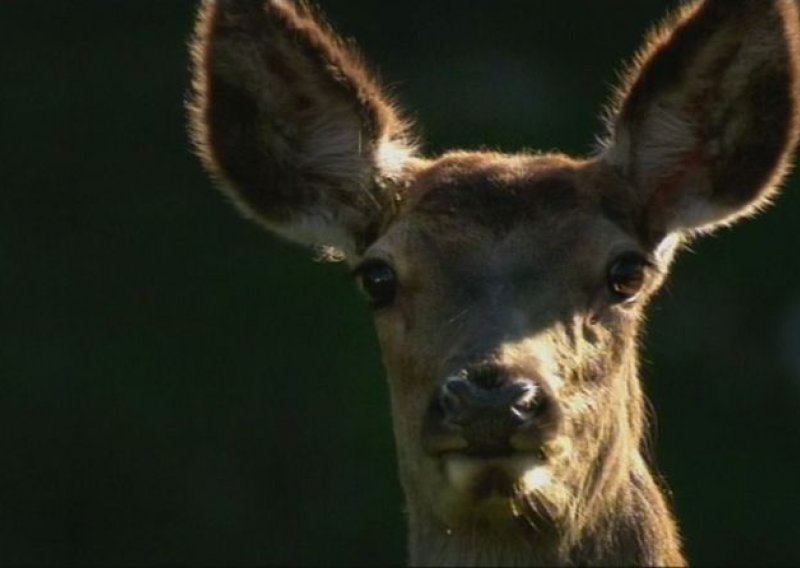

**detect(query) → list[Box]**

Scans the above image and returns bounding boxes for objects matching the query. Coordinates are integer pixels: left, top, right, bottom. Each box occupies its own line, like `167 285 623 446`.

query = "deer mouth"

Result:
424 411 561 500
422 419 552 459
442 453 551 501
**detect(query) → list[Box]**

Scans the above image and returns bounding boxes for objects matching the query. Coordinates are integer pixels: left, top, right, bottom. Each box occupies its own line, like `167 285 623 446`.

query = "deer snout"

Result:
423 369 559 457
439 376 538 427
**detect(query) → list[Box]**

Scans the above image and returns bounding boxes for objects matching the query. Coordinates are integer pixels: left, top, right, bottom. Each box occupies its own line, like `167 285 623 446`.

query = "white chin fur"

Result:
445 455 549 495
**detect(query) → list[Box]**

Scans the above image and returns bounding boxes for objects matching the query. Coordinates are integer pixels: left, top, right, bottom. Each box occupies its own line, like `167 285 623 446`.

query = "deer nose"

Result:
435 373 545 456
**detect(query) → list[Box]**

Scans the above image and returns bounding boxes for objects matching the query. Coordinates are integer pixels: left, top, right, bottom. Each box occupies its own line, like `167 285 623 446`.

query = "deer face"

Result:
190 0 800 553
356 153 676 527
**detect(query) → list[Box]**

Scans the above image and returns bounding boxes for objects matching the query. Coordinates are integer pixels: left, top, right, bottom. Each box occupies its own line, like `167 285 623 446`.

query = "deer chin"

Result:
445 454 549 492
437 454 550 518
426 451 573 536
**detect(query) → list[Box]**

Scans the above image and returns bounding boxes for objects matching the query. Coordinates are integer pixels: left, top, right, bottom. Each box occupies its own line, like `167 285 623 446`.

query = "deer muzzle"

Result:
423 368 560 458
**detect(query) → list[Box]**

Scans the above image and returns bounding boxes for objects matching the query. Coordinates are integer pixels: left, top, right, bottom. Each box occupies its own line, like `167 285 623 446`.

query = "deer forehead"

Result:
372 152 644 287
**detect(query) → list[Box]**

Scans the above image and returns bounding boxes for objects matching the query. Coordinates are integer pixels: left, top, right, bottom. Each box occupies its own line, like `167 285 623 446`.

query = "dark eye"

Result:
607 252 649 303
354 259 398 309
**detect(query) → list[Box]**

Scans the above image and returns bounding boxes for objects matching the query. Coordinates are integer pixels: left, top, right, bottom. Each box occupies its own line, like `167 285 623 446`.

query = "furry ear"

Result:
602 0 800 237
189 0 417 258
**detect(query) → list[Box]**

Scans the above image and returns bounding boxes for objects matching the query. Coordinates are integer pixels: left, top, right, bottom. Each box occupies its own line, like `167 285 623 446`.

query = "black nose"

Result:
436 370 548 455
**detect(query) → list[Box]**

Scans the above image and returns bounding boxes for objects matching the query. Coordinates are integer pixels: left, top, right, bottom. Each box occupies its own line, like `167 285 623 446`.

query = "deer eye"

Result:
607 252 650 303
354 259 397 309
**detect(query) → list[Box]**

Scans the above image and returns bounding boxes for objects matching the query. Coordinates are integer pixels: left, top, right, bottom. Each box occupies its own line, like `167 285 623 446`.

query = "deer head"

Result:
189 1 800 565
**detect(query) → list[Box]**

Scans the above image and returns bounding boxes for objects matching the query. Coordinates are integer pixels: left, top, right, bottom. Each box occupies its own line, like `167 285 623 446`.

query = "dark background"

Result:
3 1 800 565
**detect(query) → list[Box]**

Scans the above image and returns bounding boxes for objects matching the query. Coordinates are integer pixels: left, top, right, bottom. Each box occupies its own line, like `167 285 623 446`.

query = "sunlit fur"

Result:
189 0 800 565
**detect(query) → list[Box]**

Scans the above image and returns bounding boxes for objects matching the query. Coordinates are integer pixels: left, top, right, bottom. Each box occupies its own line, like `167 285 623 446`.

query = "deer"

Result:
188 0 800 565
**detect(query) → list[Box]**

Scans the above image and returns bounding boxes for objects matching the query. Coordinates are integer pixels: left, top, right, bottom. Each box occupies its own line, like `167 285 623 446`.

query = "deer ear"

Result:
602 0 800 237
189 0 416 258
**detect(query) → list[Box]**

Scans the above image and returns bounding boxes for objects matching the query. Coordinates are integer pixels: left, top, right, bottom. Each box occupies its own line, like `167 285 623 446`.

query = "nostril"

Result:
532 393 552 419
439 377 472 421
510 383 539 419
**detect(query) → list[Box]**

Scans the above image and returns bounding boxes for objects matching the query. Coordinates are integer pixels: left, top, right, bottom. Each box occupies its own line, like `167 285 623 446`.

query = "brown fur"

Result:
188 1 800 565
